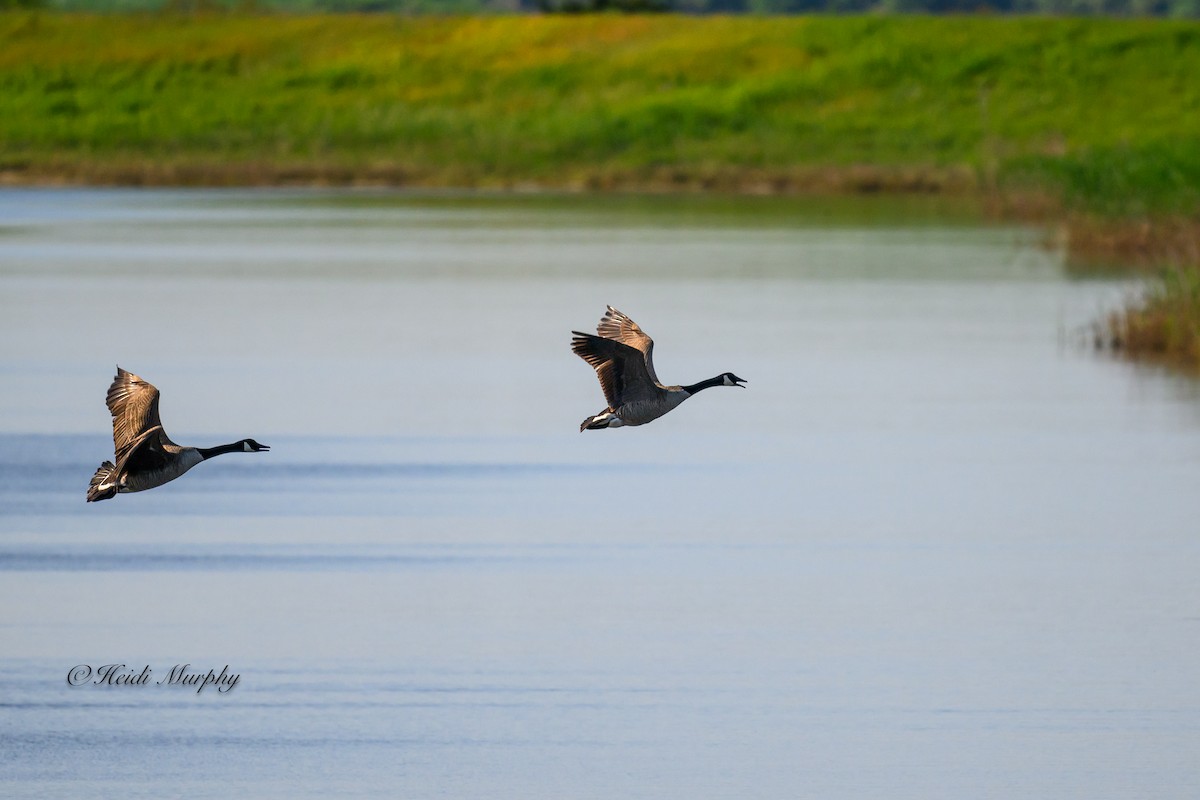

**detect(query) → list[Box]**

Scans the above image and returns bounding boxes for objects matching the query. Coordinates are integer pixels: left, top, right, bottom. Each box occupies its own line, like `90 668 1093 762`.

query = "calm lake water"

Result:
1 188 1198 798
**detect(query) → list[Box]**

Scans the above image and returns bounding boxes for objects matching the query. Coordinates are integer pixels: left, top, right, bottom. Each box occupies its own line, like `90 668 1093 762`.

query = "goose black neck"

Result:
197 442 243 460
681 375 725 395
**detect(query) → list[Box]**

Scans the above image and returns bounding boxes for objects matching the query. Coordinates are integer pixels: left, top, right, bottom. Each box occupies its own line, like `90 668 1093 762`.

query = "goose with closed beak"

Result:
86 367 269 502
571 306 746 431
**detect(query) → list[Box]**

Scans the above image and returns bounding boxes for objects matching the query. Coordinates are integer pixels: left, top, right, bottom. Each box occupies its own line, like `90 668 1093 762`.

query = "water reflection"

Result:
0 188 1049 281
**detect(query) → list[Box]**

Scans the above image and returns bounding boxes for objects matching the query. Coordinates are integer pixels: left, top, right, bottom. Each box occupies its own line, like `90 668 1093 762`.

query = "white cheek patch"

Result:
723 375 733 386
243 442 252 452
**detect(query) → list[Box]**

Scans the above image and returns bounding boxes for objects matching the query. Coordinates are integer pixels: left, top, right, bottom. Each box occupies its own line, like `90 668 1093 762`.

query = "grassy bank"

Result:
2 14 1199 209
7 12 1198 366
1104 267 1200 370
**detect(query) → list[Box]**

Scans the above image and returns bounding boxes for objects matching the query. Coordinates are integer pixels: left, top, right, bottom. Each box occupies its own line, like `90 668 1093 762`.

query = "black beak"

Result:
257 443 271 452
734 378 747 388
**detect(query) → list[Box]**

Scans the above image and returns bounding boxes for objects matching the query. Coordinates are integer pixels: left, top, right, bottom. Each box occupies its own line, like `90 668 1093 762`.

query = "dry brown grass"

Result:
0 158 978 194
1060 215 1200 272
1101 267 1200 370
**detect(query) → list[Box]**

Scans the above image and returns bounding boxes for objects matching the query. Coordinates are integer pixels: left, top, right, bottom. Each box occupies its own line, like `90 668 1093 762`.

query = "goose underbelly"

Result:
121 450 203 493
617 394 688 426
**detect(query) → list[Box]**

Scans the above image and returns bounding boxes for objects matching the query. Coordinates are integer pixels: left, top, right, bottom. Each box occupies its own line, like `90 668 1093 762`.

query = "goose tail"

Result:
580 411 621 432
87 461 119 502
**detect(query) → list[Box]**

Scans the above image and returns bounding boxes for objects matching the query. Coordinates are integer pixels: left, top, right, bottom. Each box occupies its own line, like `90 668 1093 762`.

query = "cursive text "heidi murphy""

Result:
67 663 240 693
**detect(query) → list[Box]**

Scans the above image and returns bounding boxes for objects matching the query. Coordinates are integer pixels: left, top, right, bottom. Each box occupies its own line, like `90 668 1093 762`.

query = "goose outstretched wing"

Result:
595 305 661 386
571 332 659 409
105 367 174 463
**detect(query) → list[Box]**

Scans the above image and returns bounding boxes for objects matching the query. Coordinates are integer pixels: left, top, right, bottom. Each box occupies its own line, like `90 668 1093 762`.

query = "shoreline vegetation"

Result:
2 12 1198 365
1101 267 1200 372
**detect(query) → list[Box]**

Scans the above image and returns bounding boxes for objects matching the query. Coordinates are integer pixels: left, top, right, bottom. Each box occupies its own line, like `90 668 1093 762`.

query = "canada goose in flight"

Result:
86 367 269 502
571 306 746 431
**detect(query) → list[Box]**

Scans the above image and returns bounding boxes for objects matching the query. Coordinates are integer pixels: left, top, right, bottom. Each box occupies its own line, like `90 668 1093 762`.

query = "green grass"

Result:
5 12 1200 368
2 13 1200 213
